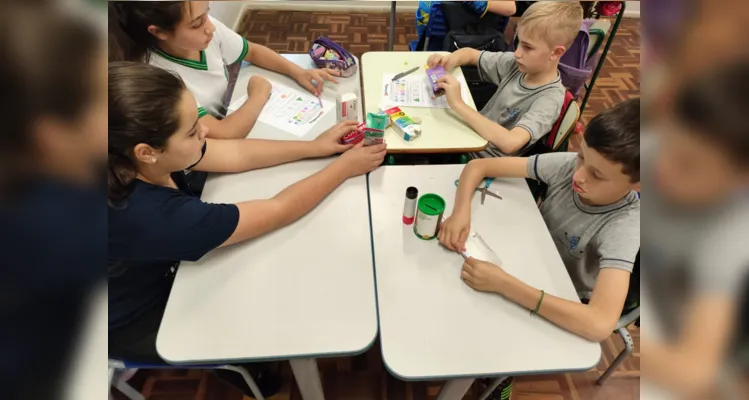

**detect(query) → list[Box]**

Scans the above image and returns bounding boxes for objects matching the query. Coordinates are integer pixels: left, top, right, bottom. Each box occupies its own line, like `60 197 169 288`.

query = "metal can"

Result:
402 187 418 225
413 193 446 240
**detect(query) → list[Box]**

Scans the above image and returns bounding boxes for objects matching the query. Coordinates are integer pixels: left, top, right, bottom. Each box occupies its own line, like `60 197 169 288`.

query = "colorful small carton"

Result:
381 106 421 142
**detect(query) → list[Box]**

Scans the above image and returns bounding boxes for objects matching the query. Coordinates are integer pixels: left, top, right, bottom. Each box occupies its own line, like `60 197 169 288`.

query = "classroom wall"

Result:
240 0 418 13
209 0 248 30
228 1 640 21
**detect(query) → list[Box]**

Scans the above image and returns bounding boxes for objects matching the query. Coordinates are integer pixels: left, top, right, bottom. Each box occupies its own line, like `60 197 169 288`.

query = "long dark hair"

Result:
108 1 186 62
0 4 100 200
108 62 186 203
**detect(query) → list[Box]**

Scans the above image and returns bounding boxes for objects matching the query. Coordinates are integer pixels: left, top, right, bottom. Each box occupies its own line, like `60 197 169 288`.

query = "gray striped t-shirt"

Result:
528 152 641 298
474 51 566 158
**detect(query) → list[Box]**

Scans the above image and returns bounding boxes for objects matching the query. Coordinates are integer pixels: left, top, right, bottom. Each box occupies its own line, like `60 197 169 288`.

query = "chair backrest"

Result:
544 91 579 151
588 19 611 60
625 251 641 310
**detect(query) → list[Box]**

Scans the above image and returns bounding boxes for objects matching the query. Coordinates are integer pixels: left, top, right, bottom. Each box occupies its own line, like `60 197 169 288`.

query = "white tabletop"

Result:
156 158 378 364
361 52 488 154
368 165 601 380
230 54 363 141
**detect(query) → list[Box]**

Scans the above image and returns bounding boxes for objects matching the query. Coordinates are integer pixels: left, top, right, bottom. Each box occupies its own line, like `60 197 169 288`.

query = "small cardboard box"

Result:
337 92 359 122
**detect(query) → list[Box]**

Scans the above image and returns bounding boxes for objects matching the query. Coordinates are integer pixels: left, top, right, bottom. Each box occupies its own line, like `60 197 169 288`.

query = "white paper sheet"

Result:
461 231 504 266
228 82 334 138
381 73 470 109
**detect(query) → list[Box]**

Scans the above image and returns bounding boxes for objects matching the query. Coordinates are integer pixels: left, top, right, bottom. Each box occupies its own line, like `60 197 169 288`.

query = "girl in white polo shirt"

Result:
109 1 339 140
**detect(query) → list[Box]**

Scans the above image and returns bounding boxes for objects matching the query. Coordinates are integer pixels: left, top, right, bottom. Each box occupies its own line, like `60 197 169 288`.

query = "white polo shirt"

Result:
149 16 250 119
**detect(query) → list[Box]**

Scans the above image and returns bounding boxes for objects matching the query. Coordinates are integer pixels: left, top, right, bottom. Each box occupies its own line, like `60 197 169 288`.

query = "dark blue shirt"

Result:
0 177 105 395
108 167 239 331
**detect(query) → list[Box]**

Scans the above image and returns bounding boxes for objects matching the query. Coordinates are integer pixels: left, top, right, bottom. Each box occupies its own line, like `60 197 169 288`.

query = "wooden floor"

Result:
112 10 641 400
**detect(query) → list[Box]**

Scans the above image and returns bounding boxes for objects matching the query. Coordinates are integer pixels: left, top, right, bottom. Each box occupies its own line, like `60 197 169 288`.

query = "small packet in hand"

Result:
340 129 364 145
364 112 387 146
425 65 446 96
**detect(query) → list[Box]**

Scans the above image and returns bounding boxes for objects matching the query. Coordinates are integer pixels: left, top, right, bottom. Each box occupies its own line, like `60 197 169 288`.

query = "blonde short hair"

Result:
518 1 583 49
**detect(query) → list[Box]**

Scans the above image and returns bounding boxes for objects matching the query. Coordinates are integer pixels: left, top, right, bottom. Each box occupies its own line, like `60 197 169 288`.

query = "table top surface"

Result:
361 52 488 154
156 158 378 364
230 54 363 141
368 164 601 380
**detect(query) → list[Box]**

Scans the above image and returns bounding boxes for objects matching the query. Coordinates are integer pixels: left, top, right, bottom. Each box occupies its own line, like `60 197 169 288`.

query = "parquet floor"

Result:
112 10 641 400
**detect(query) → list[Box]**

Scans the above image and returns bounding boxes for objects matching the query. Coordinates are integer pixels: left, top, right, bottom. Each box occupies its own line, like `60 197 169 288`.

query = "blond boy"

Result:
428 1 583 157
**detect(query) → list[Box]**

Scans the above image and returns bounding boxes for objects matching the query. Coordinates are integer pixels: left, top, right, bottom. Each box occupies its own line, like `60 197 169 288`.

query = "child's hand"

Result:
427 53 457 71
313 120 360 156
293 68 340 96
247 75 272 100
436 74 464 108
336 142 387 178
461 257 508 294
438 211 470 252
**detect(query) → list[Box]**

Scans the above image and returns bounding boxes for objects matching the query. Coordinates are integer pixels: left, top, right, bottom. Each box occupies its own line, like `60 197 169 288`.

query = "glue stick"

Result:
403 187 418 225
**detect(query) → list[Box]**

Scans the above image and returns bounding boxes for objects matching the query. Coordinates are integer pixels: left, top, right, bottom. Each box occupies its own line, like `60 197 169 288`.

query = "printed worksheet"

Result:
381 73 470 109
228 81 333 138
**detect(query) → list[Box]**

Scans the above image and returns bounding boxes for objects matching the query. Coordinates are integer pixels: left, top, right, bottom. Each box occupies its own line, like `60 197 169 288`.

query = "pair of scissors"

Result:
454 178 502 204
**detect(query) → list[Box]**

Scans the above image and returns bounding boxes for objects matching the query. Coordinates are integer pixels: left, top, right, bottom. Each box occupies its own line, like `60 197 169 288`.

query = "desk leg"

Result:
290 358 325 400
388 1 396 51
436 378 474 400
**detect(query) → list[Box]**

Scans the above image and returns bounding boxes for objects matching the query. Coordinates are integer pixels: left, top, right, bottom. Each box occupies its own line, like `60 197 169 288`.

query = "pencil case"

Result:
309 37 358 78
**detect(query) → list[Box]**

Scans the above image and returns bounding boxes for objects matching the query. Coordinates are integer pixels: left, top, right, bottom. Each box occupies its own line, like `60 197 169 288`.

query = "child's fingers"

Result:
337 143 355 152
458 228 469 251
299 79 317 95
323 70 340 83
460 269 473 284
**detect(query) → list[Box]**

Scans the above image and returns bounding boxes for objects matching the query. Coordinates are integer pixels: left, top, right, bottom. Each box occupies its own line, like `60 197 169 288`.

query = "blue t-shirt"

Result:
108 157 239 330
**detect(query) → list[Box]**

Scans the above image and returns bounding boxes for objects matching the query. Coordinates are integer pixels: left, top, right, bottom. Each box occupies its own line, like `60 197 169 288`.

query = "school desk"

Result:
228 53 363 140
367 165 601 400
68 286 107 400
156 158 377 400
361 51 489 154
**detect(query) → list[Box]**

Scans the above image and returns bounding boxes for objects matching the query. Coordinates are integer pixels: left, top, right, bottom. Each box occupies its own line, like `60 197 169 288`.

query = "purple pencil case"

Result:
309 37 358 78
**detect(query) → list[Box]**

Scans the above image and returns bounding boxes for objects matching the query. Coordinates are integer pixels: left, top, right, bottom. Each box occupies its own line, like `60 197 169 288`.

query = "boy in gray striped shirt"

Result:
427 1 582 157
440 99 640 343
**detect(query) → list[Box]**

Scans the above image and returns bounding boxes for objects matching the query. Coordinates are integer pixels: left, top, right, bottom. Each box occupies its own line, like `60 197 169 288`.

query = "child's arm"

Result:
199 76 271 140
193 121 362 173
463 258 630 342
245 43 338 95
220 142 387 247
640 297 736 396
439 157 528 251
438 75 562 154
486 1 517 16
451 100 532 154
427 48 482 71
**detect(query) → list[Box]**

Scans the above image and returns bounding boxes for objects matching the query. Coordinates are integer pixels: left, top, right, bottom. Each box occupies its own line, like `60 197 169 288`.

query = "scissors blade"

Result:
480 189 487 205
485 190 503 200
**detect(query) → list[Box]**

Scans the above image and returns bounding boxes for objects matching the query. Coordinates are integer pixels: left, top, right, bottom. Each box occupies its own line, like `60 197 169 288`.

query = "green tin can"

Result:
413 193 446 240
